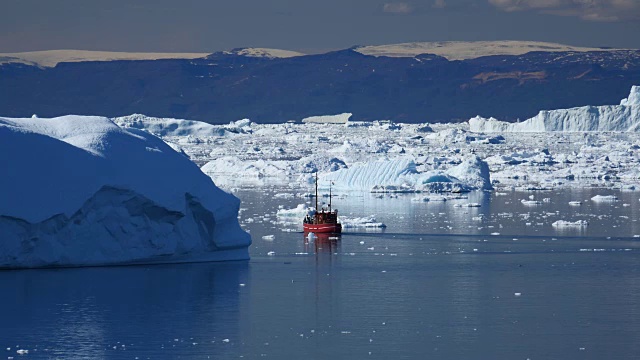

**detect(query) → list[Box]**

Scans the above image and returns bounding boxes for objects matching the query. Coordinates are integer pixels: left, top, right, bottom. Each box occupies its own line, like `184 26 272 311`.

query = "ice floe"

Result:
591 195 619 202
552 220 589 227
340 216 387 228
276 204 315 218
302 113 352 124
97 88 640 193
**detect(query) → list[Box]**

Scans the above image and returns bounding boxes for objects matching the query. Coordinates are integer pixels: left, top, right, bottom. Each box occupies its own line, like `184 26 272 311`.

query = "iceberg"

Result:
320 156 491 192
552 220 589 227
340 216 387 229
469 86 640 132
0 115 251 268
113 114 254 137
201 156 292 186
302 113 352 124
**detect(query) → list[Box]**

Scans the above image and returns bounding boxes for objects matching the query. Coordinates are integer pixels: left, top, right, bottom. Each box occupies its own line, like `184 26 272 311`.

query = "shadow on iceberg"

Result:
0 115 251 269
0 186 250 269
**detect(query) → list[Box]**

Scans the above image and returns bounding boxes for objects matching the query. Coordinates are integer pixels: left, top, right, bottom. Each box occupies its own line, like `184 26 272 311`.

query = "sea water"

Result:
1 188 639 359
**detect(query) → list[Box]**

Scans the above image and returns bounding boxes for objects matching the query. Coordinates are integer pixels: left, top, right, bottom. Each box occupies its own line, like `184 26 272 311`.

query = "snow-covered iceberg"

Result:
320 156 491 192
302 113 352 124
113 114 253 137
0 115 251 268
469 86 640 132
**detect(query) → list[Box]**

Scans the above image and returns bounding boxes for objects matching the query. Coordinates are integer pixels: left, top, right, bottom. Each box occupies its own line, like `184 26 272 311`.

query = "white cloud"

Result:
383 2 414 14
488 0 640 21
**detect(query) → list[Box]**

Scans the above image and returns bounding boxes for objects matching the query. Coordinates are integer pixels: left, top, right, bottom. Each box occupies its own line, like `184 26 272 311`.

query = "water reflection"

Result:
0 262 248 358
303 233 341 254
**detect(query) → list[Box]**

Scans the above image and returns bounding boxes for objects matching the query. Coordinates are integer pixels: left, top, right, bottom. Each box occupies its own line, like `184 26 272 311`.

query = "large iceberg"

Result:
320 156 491 192
0 115 251 268
469 86 640 132
113 114 253 137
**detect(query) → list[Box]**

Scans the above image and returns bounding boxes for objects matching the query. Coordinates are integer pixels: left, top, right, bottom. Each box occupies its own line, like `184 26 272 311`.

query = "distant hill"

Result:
1 42 639 124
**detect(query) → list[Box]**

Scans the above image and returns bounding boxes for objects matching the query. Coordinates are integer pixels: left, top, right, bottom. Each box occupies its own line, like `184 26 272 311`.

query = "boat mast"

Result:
315 172 318 216
329 182 332 212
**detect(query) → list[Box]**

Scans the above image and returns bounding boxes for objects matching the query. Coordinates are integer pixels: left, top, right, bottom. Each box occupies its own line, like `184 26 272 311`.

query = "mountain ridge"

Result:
1 42 639 124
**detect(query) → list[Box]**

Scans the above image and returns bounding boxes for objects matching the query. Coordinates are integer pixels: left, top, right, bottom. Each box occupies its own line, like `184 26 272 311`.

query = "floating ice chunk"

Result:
276 204 314 217
16 350 28 355
414 195 448 202
552 220 589 227
591 195 618 202
302 113 352 124
514 293 522 297
341 216 387 228
569 201 582 206
521 200 542 205
262 235 275 241
267 251 276 256
453 202 481 208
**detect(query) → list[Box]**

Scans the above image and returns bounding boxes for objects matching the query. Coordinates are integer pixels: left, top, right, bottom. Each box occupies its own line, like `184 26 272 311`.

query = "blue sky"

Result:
2 0 639 53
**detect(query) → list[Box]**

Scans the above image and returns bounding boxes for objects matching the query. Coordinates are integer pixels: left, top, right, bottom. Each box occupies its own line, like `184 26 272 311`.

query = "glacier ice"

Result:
469 86 640 132
0 115 251 268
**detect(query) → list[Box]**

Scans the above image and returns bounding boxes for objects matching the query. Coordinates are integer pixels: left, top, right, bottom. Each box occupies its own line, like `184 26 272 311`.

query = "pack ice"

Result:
0 115 251 268
469 86 640 132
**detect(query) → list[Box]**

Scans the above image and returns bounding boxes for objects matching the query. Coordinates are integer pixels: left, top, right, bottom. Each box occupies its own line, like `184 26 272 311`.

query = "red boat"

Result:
303 173 342 234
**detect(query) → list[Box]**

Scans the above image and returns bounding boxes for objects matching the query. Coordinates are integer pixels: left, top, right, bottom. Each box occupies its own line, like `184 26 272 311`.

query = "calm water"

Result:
2 188 640 359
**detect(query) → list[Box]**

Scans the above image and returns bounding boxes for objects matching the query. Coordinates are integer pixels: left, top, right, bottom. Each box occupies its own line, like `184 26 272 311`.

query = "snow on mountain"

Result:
320 156 491 193
0 115 250 268
355 41 619 60
469 86 640 132
0 50 208 67
229 48 304 58
0 48 303 68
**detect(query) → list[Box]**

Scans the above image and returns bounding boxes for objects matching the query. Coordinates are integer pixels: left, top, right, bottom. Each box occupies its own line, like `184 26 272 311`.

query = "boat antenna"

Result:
315 172 318 214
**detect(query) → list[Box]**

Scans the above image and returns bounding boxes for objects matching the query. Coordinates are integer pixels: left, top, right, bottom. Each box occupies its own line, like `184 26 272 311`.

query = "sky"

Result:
1 0 640 53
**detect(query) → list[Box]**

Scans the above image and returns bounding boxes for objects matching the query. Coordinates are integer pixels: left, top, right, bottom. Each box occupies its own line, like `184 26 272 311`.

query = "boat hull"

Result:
303 223 342 233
